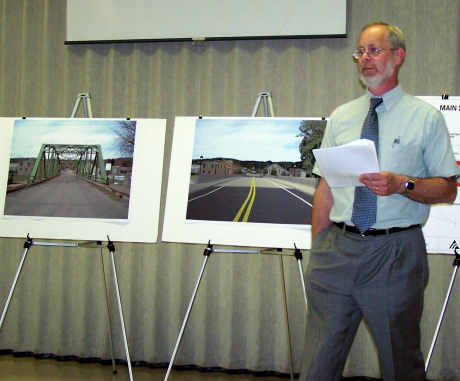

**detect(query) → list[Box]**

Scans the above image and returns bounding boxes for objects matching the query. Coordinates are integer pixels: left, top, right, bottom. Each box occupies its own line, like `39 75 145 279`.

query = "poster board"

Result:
419 96 460 253
162 116 325 249
0 118 166 243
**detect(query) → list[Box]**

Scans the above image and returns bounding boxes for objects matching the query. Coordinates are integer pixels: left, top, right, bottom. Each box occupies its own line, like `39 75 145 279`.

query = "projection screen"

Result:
66 0 347 43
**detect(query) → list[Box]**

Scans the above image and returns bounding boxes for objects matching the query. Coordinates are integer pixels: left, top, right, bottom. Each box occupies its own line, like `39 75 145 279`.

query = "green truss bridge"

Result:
29 144 107 184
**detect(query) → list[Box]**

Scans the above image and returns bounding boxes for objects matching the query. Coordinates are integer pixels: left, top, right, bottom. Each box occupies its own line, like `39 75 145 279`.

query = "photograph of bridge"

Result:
4 118 136 219
187 118 326 225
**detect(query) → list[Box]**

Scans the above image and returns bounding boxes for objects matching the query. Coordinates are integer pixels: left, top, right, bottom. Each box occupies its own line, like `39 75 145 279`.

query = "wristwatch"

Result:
404 177 416 194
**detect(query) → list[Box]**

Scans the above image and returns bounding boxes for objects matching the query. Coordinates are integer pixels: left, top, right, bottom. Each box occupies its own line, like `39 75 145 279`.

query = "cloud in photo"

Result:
192 118 305 162
11 119 133 159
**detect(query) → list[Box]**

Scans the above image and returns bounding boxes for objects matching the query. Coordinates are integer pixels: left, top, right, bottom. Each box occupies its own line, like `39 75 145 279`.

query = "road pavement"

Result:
5 173 129 219
187 175 314 224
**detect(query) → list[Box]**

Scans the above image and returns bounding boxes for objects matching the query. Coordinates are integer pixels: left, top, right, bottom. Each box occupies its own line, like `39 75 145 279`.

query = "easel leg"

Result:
100 249 117 374
297 259 309 313
70 93 93 118
425 262 459 373
278 255 295 381
0 237 32 330
163 244 212 381
108 245 134 381
294 245 309 313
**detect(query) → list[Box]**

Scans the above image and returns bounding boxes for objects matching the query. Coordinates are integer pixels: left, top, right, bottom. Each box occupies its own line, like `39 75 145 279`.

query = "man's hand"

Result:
311 178 333 239
359 171 404 196
359 172 457 204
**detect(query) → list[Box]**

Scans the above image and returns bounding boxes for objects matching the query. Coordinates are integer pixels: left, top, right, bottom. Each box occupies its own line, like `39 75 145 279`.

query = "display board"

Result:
66 0 347 43
0 118 166 243
419 96 460 253
162 116 325 249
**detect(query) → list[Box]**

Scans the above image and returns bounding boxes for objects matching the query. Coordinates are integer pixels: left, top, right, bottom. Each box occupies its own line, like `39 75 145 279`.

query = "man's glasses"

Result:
352 46 397 60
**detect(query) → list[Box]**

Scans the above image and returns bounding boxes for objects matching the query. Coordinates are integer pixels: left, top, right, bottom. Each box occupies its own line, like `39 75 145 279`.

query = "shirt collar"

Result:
366 84 403 112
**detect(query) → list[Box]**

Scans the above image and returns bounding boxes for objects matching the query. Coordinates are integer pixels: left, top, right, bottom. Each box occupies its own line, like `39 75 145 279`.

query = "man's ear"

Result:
394 48 406 66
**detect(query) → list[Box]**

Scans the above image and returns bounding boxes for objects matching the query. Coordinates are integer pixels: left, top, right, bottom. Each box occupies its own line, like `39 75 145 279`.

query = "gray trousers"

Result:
300 224 428 381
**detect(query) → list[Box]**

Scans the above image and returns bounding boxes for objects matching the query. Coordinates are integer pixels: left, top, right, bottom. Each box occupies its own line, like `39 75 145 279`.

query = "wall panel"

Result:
0 1 459 379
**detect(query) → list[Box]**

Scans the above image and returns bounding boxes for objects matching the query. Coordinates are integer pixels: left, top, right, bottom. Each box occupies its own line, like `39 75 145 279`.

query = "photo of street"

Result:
4 119 136 219
187 118 325 225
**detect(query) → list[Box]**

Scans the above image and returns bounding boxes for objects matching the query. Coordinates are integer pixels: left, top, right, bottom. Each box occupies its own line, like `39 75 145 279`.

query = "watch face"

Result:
406 180 415 190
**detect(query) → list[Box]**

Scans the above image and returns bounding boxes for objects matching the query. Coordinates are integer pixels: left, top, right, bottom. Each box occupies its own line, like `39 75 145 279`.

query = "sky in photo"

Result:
10 119 135 159
192 118 308 162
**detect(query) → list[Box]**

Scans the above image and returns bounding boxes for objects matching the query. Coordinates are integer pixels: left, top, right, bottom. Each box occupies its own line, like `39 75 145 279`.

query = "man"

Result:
300 22 458 381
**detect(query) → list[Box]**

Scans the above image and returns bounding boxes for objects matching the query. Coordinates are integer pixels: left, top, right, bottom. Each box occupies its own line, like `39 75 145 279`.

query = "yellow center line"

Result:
233 177 256 222
242 180 256 222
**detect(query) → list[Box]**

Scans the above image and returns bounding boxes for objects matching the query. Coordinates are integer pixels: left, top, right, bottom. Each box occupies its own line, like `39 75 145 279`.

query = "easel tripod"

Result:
0 235 134 381
163 91 309 381
163 242 309 381
424 244 460 373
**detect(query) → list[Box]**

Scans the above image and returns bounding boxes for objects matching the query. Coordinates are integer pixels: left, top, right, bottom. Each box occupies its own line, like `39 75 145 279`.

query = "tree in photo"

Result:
298 120 326 176
113 121 136 157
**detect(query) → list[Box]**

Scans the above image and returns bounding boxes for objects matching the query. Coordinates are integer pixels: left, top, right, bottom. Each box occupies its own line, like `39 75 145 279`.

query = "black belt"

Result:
333 222 420 236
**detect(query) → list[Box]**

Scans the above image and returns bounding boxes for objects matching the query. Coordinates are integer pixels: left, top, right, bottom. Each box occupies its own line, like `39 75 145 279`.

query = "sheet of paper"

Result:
313 139 380 187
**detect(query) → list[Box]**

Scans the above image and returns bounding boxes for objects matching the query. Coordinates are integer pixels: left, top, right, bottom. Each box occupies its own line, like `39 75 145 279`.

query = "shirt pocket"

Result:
380 136 424 176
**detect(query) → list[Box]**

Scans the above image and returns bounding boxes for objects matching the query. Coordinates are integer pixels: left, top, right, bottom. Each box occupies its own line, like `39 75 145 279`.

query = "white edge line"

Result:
267 179 313 207
188 185 226 202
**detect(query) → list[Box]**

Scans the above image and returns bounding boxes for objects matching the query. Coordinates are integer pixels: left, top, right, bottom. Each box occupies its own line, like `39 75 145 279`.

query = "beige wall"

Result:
0 1 459 380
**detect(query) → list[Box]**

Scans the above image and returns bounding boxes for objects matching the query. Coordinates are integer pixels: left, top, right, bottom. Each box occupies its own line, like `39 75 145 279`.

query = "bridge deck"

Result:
4 172 129 219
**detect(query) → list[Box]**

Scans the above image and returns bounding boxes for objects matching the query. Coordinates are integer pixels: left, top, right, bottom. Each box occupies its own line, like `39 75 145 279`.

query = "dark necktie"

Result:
351 97 383 232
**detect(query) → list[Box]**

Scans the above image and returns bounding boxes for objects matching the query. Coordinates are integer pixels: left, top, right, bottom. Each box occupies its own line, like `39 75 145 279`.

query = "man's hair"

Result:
361 22 406 51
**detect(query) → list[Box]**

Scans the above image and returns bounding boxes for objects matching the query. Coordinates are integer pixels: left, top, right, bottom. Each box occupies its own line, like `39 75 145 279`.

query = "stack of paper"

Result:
312 139 380 187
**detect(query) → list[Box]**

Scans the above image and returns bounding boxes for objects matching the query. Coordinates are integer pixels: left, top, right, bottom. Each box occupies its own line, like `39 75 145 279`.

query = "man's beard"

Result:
360 59 395 89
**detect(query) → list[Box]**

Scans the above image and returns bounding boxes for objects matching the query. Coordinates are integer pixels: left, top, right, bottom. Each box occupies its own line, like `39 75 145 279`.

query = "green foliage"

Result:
298 120 326 176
